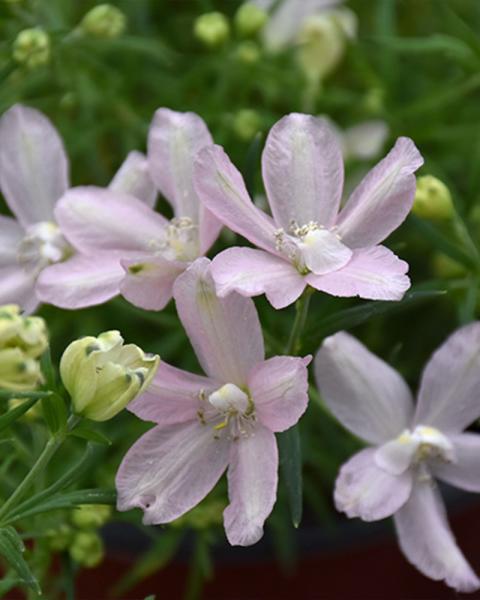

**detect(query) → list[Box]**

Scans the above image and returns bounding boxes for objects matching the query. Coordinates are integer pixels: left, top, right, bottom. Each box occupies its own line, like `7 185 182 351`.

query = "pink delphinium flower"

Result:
36 108 221 311
116 257 310 545
194 113 423 309
0 104 155 313
314 326 480 592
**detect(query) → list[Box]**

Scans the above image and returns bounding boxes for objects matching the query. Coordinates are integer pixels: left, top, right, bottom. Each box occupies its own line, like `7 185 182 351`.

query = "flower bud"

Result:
69 531 104 568
0 305 48 358
0 349 43 391
80 3 127 39
234 2 268 37
12 27 50 69
194 12 230 48
60 331 159 422
413 175 454 220
232 109 261 140
172 499 224 530
71 504 112 529
235 40 261 64
47 524 73 552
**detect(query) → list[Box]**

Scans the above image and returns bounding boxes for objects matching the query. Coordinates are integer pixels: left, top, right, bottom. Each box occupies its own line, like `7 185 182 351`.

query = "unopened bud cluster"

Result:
13 28 50 69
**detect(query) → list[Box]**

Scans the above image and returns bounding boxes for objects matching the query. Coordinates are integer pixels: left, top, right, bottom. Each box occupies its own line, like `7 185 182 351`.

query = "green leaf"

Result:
0 398 41 434
70 424 112 445
0 527 40 595
40 347 56 391
243 132 263 198
0 390 52 400
41 393 68 435
277 425 303 528
372 34 474 63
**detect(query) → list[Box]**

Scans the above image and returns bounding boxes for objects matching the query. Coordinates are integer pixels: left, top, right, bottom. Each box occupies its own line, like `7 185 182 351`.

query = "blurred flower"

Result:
194 12 230 48
413 175 454 220
79 3 127 39
194 113 423 309
38 108 222 312
60 331 159 422
71 504 112 529
323 117 389 161
315 326 480 593
234 40 261 64
235 2 268 37
69 531 104 568
232 109 261 140
12 28 50 69
116 258 310 546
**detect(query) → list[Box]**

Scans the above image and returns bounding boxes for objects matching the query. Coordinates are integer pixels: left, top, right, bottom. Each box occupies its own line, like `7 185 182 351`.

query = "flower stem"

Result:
285 287 314 354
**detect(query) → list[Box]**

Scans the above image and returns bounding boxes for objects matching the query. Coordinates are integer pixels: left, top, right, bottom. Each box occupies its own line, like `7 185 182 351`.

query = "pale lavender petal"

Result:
0 265 38 313
148 108 212 220
315 331 414 444
0 215 23 267
199 206 222 255
299 228 352 275
334 448 413 520
0 105 69 226
174 258 264 385
432 433 480 493
394 479 480 593
262 113 344 230
194 145 279 254
36 253 124 309
336 137 424 247
375 436 420 476
120 255 186 311
414 322 480 434
211 247 306 309
55 187 168 254
116 421 229 524
129 361 219 426
248 356 311 432
306 245 410 301
224 424 278 546
109 151 157 208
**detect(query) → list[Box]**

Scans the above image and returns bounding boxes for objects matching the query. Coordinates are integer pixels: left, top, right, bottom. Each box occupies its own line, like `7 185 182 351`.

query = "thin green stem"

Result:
285 287 314 354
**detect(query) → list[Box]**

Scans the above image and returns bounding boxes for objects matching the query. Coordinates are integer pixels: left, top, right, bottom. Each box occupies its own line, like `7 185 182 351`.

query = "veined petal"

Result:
0 265 38 314
0 215 23 267
36 253 124 309
336 137 423 248
194 145 279 254
116 421 229 524
173 258 264 385
148 108 212 220
109 151 157 208
211 247 306 309
432 433 480 493
375 435 420 476
394 479 480 593
199 206 222 255
306 245 410 301
129 361 218 426
414 322 480 434
262 113 344 230
315 332 414 444
224 425 278 546
299 228 352 275
55 186 168 254
334 448 413 521
120 255 186 311
248 356 311 432
0 105 69 227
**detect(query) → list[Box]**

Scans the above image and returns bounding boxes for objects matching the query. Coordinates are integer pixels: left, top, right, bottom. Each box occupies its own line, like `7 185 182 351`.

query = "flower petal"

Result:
0 105 69 226
36 253 124 309
199 206 222 255
432 432 480 493
120 255 186 311
109 151 157 207
306 245 410 301
224 425 278 546
262 113 344 230
336 137 424 248
414 322 480 434
335 448 412 521
116 421 230 524
194 145 279 254
211 247 306 309
55 186 168 253
394 479 480 593
248 356 311 432
0 265 38 314
173 257 264 385
0 216 23 267
299 228 352 275
128 361 218 426
315 331 414 444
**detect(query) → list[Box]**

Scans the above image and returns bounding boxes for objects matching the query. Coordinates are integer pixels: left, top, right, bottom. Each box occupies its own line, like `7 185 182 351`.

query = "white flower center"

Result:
17 221 71 273
149 217 199 262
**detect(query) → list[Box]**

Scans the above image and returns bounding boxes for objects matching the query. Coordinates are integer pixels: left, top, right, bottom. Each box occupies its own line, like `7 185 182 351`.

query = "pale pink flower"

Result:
36 108 221 311
314 325 480 592
194 113 423 309
0 104 155 313
116 257 310 546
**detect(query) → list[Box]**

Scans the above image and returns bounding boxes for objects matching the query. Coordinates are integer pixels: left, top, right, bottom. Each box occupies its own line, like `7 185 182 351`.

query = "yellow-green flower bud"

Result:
0 349 43 392
80 3 127 39
194 12 230 48
60 331 159 422
234 2 268 37
232 109 261 141
413 175 454 220
71 504 112 529
12 27 50 69
0 305 48 359
235 41 261 64
47 524 73 552
172 499 224 530
69 531 104 568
